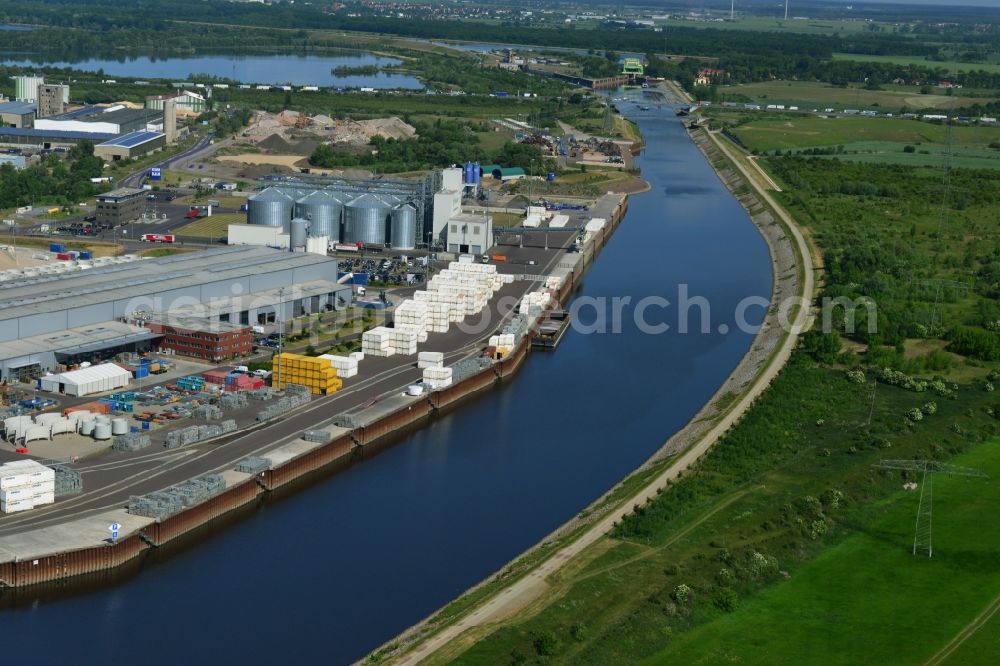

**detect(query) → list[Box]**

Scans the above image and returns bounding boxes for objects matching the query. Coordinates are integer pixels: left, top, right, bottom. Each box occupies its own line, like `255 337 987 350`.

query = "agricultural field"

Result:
173 213 246 238
833 52 1000 75
720 81 980 112
728 116 1000 153
650 440 1000 666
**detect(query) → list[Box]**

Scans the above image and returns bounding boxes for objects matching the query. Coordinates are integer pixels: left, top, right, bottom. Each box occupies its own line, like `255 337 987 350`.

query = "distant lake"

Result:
0 53 424 88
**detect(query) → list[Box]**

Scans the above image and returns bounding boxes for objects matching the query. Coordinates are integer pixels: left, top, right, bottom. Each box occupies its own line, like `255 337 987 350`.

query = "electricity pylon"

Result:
873 460 988 557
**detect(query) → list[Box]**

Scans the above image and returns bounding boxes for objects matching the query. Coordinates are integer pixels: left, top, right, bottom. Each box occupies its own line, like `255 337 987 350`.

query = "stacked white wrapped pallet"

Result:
422 366 453 389
549 214 569 228
389 327 419 355
349 351 365 362
426 301 451 332
318 354 359 378
394 300 429 337
362 327 394 357
519 290 552 315
417 351 444 369
0 460 56 513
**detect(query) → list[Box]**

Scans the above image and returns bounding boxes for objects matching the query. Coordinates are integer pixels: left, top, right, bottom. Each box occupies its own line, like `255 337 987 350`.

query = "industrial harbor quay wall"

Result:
0 196 628 590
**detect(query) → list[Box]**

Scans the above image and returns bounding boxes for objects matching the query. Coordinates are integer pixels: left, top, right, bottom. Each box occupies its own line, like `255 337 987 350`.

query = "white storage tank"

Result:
111 418 129 435
93 423 112 441
289 217 309 251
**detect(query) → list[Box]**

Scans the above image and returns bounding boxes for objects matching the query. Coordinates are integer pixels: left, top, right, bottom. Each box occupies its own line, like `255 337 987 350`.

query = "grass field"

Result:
729 116 1000 153
138 247 195 258
721 81 980 111
813 142 1000 170
834 52 1000 75
173 213 246 238
648 439 1000 666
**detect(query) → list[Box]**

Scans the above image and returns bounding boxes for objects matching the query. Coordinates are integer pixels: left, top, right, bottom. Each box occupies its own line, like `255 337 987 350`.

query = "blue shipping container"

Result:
142 421 150 431
79 251 92 260
49 243 65 253
134 367 149 379
352 273 370 285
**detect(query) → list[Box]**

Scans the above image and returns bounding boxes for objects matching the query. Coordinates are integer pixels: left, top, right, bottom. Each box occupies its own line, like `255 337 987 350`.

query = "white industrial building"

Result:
34 106 163 135
39 364 132 397
227 224 330 254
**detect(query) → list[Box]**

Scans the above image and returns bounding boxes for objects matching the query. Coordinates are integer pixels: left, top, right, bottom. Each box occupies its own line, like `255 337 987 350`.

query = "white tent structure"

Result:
39 364 131 397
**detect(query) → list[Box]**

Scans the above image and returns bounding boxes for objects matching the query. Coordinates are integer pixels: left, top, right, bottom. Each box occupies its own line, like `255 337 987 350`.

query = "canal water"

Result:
0 53 423 89
0 96 772 663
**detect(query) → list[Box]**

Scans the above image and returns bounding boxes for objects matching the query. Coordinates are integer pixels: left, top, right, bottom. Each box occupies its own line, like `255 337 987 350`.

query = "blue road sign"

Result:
150 167 162 181
111 530 119 540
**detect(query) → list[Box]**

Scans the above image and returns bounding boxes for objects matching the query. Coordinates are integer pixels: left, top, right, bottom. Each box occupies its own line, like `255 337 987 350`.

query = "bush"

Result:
533 630 560 657
713 587 740 612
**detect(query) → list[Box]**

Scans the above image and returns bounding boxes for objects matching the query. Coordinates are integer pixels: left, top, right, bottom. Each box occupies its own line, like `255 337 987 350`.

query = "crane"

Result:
872 459 988 557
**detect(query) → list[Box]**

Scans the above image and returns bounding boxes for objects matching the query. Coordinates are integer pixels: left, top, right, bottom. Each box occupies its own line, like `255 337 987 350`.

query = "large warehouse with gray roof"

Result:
0 246 352 381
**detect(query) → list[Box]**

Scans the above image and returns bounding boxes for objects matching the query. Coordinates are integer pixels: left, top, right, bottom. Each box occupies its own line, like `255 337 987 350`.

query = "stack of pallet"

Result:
422 366 453 389
417 351 444 369
0 460 55 514
318 354 359 379
362 327 394 357
272 353 343 395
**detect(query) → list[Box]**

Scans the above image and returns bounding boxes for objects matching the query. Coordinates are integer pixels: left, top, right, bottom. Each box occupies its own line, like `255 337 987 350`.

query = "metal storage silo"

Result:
247 187 294 228
289 218 309 251
294 190 342 241
343 194 391 245
390 203 418 250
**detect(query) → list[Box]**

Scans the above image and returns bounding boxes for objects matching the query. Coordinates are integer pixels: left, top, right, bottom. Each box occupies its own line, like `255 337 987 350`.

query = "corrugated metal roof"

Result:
0 100 36 115
0 127 117 141
0 247 339 321
98 130 163 148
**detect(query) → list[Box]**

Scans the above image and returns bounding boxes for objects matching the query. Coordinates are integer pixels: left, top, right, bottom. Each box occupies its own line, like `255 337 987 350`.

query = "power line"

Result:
872 459 988 557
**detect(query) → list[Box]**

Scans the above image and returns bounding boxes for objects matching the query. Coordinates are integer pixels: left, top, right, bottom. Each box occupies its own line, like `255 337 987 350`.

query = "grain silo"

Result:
390 203 418 250
247 187 294 228
343 194 391 245
294 190 342 241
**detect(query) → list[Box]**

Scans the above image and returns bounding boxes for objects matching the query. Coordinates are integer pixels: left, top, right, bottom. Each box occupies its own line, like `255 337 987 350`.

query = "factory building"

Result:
95 187 146 226
0 127 117 149
12 75 44 103
445 213 494 255
145 90 207 115
36 84 69 118
0 100 36 128
145 316 253 362
0 247 351 381
34 106 163 135
95 130 165 161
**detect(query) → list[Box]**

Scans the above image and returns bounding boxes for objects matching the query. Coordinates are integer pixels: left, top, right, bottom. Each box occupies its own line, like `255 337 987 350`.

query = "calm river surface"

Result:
1 53 423 89
0 91 771 664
